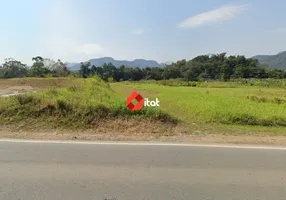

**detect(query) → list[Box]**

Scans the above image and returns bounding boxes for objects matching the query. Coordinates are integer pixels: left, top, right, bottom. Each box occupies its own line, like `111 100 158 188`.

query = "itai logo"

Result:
126 91 160 111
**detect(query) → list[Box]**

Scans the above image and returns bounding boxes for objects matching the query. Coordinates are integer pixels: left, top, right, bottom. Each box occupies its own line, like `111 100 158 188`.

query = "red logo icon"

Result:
127 91 144 110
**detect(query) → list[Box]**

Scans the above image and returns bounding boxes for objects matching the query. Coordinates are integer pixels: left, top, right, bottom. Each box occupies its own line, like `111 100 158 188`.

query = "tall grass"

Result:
2 77 286 130
134 78 286 89
114 82 286 127
0 77 177 128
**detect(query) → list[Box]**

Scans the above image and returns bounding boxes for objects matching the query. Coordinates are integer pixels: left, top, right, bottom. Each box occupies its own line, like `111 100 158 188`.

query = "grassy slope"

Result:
0 77 176 132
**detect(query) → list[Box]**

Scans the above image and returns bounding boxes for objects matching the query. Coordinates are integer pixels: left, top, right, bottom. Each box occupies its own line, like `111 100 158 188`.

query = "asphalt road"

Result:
1 140 286 200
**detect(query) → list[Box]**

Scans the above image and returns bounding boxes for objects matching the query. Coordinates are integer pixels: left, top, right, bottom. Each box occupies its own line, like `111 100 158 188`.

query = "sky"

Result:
0 0 286 65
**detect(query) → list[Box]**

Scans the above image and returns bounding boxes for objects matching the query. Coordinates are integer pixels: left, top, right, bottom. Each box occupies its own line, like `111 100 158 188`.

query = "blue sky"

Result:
0 0 286 65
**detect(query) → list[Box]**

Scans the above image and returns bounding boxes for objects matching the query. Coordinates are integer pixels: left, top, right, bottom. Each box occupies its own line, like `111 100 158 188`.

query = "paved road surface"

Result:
0 140 286 200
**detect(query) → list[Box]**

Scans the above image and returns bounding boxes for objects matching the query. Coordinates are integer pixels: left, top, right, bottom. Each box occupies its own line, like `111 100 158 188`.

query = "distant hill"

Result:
66 57 164 71
253 51 286 69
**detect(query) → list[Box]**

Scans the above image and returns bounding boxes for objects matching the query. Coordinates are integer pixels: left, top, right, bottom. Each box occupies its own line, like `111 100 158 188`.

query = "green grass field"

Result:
0 77 176 131
1 77 286 138
112 81 286 132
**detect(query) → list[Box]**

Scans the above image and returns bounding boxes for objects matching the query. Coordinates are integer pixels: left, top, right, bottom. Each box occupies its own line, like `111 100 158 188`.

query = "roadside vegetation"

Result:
0 77 177 131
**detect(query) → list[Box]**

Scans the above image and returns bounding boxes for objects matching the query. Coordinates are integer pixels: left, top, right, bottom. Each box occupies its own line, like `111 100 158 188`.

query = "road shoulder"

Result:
1 129 286 146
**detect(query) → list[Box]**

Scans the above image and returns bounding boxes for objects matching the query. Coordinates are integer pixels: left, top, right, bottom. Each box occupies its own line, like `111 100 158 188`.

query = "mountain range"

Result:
253 51 286 70
66 57 164 71
65 51 286 71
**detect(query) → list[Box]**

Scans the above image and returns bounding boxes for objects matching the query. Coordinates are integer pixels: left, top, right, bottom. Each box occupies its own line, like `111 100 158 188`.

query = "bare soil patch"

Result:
0 78 81 97
0 78 78 91
2 129 286 145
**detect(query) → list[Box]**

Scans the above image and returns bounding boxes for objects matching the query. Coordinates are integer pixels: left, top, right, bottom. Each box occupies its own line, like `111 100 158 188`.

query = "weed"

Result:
16 95 40 105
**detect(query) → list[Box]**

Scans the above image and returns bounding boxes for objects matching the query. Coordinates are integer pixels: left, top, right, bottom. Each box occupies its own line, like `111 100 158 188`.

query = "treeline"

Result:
1 53 286 80
79 53 286 81
0 57 70 78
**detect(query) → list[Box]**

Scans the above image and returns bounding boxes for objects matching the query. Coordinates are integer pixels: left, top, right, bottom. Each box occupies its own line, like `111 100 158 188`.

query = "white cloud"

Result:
132 28 144 35
266 28 286 33
177 4 248 28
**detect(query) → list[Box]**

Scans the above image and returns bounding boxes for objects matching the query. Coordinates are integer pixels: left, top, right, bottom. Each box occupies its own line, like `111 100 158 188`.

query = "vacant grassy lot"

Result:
115 82 286 125
112 80 286 133
1 78 286 143
0 77 176 136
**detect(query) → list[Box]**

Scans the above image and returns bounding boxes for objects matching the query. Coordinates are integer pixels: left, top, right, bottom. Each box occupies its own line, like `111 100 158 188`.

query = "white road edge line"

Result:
0 139 286 150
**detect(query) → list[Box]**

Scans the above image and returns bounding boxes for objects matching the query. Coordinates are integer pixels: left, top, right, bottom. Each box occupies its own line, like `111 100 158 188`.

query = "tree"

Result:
79 62 91 78
268 69 284 79
198 72 209 81
2 58 27 78
30 56 50 77
237 55 247 65
101 62 121 81
162 64 182 79
192 55 210 63
130 67 144 81
150 67 163 80
91 65 97 75
50 59 69 77
95 66 104 78
118 65 132 81
32 56 44 63
142 67 152 80
202 62 218 79
103 63 116 76
220 64 232 81
183 63 202 81
233 65 252 78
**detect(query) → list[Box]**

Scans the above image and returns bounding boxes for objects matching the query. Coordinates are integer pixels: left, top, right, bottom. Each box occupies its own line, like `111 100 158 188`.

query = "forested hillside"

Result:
253 51 286 70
